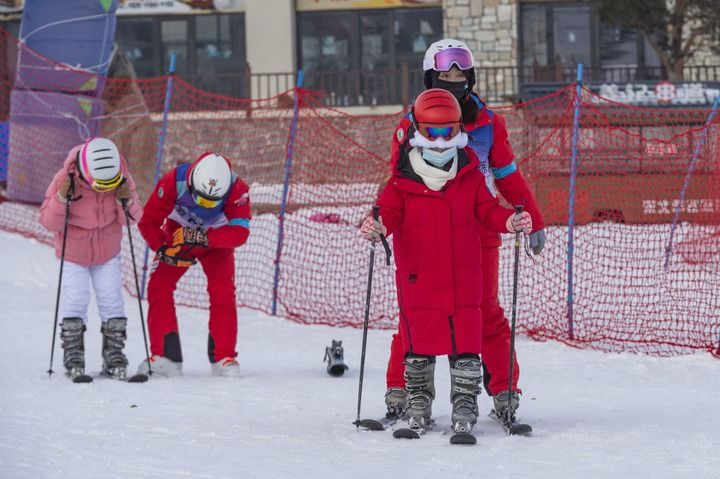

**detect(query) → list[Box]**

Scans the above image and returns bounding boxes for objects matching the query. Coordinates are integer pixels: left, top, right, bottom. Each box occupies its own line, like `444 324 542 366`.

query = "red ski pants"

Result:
147 247 238 363
386 246 520 395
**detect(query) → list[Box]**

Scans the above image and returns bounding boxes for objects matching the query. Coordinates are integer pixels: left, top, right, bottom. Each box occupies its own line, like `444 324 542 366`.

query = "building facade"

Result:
0 0 718 106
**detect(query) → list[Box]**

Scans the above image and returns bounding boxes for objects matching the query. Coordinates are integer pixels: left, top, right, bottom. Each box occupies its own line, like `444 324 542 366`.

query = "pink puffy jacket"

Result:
39 145 143 267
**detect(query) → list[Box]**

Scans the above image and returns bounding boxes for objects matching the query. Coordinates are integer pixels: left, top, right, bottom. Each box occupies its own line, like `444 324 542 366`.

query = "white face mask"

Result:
422 147 457 167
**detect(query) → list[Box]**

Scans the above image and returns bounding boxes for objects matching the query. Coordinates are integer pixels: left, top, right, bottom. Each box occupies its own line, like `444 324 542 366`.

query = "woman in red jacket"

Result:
382 39 546 423
360 89 532 433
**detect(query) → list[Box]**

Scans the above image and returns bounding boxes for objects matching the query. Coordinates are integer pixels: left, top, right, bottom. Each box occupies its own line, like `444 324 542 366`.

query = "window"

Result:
521 4 547 67
161 19 189 77
552 5 591 67
115 14 246 96
298 8 442 73
360 13 390 71
299 12 356 72
393 8 442 68
599 24 638 66
520 2 661 83
297 8 442 105
115 17 156 78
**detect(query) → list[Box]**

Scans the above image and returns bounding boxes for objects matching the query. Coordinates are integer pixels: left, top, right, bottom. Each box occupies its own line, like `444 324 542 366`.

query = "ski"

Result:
355 414 398 431
71 374 93 383
66 367 93 383
449 420 477 445
99 371 149 383
449 432 477 445
489 410 532 436
392 419 435 439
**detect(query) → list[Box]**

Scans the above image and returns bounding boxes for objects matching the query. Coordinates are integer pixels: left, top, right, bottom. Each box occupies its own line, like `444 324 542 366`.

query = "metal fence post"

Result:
567 63 583 340
271 70 304 316
139 52 176 299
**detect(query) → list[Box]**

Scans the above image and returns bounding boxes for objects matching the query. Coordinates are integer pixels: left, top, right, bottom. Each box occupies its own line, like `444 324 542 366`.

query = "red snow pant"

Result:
386 245 520 396
147 247 238 363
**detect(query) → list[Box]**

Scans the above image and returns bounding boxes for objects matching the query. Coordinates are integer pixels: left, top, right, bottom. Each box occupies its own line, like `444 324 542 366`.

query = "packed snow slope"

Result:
0 231 718 479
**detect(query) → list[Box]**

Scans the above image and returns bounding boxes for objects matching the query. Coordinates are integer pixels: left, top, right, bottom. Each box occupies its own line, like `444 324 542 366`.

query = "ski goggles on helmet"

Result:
192 191 222 209
416 123 461 141
433 48 474 72
89 172 124 193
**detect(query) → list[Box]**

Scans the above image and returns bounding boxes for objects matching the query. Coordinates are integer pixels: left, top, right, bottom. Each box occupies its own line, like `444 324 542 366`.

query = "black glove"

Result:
157 245 196 268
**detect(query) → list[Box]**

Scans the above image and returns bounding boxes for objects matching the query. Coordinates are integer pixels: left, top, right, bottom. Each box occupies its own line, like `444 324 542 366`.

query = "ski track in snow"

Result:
0 231 718 479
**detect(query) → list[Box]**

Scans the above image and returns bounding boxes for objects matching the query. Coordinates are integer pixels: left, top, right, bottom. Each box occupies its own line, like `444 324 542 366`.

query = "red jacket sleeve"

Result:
474 177 512 234
206 177 251 249
489 113 546 232
375 179 404 237
138 170 178 252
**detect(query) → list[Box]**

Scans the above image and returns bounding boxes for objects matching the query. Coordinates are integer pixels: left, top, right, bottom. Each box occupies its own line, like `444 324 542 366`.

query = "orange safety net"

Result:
0 29 717 357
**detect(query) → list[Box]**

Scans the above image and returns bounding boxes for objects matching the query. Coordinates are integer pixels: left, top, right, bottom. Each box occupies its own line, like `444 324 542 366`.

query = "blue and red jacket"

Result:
139 160 251 252
390 92 544 247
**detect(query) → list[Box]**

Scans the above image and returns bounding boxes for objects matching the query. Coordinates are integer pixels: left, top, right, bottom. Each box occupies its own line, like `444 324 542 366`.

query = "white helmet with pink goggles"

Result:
422 39 475 72
78 138 123 192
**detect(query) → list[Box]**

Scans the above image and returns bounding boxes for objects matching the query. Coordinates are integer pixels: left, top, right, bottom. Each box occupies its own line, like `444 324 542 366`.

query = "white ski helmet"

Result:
189 153 232 201
422 39 476 90
78 137 123 192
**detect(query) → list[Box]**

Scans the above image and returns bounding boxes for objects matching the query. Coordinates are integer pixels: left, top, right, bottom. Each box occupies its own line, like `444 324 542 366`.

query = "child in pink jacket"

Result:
39 137 142 381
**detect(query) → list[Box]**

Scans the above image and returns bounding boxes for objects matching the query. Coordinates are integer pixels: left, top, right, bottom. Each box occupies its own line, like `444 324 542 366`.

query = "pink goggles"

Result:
433 48 474 72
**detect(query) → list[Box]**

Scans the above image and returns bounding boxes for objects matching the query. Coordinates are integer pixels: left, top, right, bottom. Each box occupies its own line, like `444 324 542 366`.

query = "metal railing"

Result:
177 63 720 107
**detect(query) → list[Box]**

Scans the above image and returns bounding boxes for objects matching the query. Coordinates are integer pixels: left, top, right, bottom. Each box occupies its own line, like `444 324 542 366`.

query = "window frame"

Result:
518 1 655 71
296 7 442 73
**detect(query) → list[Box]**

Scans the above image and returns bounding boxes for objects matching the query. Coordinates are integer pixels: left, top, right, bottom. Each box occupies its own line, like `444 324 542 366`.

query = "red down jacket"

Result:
390 95 545 248
376 147 513 356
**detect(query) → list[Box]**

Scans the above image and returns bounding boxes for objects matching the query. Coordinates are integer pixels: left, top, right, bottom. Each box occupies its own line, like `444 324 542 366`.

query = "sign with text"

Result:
592 82 720 106
297 0 440 12
117 0 244 14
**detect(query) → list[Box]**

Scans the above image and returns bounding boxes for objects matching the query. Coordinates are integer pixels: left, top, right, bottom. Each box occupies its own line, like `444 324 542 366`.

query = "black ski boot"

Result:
61 318 88 380
449 354 482 434
101 318 129 379
404 355 435 430
323 339 349 377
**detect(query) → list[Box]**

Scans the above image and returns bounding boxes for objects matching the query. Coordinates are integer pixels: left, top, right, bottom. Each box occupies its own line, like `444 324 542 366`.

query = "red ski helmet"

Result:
411 89 462 142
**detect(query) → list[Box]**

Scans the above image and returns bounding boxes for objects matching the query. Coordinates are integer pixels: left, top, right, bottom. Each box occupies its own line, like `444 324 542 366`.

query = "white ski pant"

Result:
59 254 126 324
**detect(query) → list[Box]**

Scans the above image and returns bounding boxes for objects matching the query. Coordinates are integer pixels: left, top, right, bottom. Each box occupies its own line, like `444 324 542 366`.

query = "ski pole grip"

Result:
514 205 523 214
372 205 392 266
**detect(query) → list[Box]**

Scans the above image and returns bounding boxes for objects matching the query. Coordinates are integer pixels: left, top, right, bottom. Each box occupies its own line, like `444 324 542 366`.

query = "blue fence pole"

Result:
663 93 720 271
139 52 177 299
567 64 583 340
271 70 304 316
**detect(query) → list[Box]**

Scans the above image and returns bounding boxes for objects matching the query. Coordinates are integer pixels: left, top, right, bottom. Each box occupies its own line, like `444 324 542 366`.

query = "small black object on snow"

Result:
323 340 349 377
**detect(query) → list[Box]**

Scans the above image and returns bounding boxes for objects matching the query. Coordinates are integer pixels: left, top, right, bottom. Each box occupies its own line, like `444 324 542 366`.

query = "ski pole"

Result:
122 199 152 376
48 176 75 378
354 205 381 428
506 205 523 423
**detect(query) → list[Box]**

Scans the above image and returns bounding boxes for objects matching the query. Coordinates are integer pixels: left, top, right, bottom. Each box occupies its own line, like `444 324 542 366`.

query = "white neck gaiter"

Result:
408 148 458 191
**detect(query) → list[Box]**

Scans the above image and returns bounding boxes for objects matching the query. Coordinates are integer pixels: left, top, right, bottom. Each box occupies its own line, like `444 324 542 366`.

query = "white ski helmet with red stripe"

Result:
189 153 232 200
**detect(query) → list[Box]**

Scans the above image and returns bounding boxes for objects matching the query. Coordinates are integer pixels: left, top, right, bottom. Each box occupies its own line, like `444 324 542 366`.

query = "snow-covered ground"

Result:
1 230 718 479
